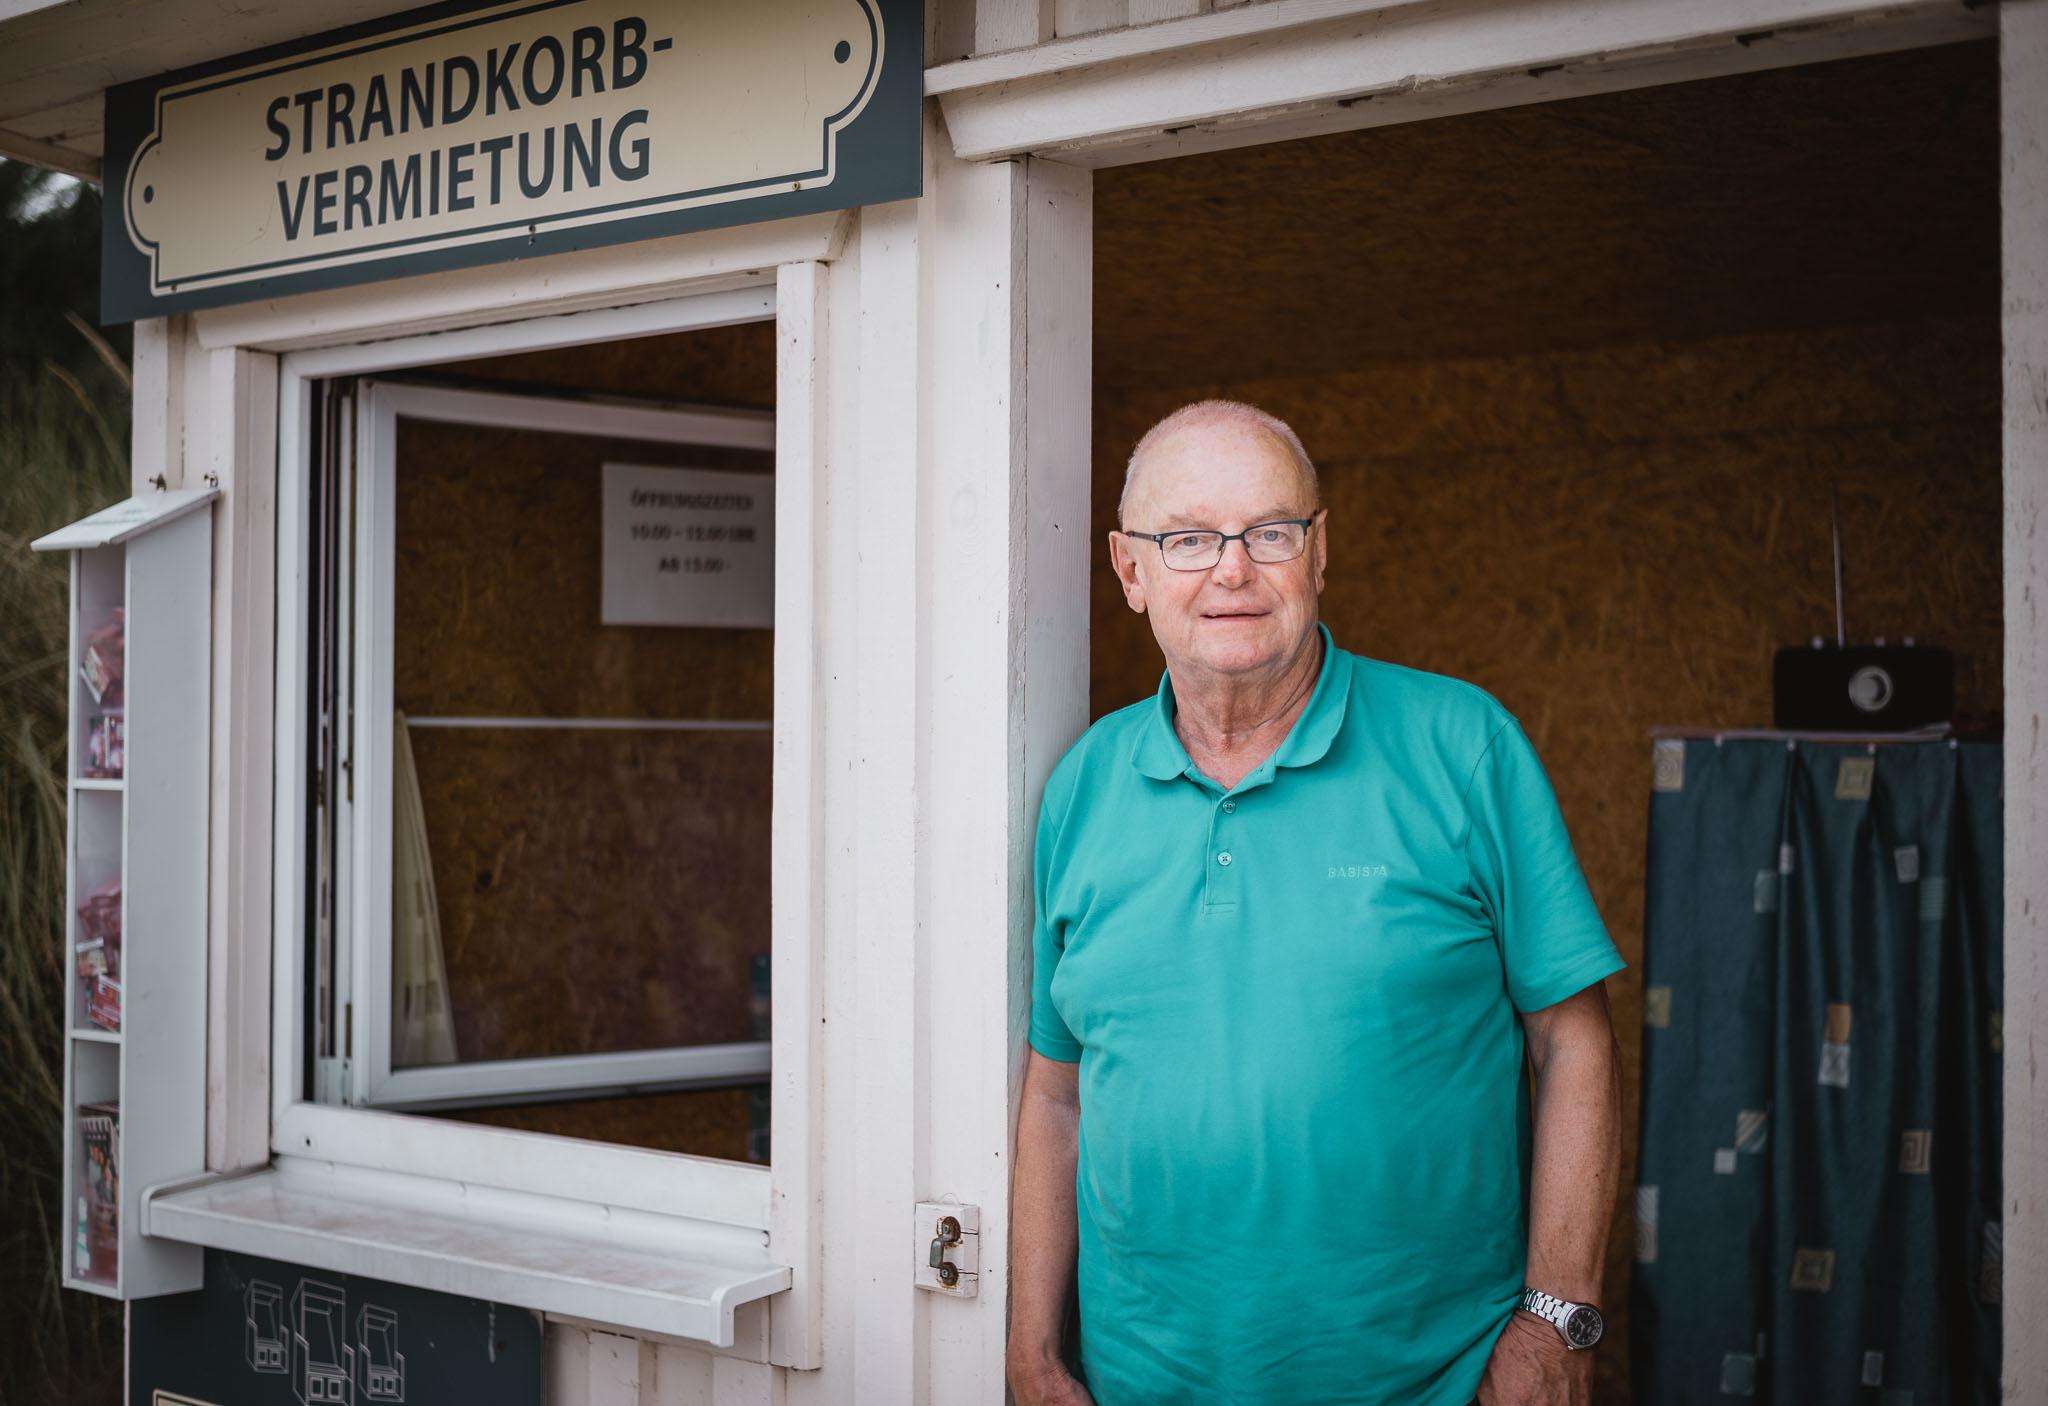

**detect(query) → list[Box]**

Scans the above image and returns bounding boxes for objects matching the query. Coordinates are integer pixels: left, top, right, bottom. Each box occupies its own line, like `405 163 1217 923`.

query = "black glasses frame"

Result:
1121 516 1319 572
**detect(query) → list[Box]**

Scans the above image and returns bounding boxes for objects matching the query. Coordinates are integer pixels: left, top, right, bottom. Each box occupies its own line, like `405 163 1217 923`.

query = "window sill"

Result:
143 1156 790 1347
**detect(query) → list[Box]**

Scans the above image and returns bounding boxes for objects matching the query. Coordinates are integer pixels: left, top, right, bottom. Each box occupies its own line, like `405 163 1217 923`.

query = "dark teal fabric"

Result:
1630 737 2002 1404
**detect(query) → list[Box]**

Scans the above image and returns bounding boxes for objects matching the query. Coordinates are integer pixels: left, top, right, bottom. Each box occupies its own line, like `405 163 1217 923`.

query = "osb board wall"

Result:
1095 44 1997 387
405 727 771 1060
392 322 775 1155
1090 44 1999 1402
394 420 774 722
449 1087 763 1163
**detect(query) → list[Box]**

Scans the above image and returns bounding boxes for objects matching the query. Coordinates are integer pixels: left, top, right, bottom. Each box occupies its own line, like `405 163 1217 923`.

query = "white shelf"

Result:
62 1273 121 1300
39 495 215 1302
148 1160 791 1349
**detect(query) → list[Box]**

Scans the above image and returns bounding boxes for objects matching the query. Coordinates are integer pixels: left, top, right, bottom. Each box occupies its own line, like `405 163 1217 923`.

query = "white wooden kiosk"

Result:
3 0 2046 1402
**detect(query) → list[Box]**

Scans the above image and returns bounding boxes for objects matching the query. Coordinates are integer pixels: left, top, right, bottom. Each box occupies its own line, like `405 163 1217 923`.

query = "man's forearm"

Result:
1010 1061 1082 1374
1522 1004 1623 1303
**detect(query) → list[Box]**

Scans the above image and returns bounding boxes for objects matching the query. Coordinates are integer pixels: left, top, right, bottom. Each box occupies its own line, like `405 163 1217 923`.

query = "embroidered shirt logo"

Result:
1327 864 1389 879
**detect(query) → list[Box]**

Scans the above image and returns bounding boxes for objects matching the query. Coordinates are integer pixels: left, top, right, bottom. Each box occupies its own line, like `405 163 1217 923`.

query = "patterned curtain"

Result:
1629 735 2002 1405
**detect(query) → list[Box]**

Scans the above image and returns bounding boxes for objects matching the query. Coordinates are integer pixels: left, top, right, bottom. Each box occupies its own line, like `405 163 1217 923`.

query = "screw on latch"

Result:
929 1215 962 1287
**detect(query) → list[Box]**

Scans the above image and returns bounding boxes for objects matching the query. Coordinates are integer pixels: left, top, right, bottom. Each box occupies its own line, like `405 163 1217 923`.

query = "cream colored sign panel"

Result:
101 0 916 320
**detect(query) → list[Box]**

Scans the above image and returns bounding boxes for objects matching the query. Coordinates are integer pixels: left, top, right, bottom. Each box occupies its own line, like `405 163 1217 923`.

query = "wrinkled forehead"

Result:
1129 419 1315 526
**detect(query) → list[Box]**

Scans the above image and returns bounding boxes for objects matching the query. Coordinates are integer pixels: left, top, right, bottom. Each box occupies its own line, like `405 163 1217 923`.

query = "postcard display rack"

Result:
32 489 216 1299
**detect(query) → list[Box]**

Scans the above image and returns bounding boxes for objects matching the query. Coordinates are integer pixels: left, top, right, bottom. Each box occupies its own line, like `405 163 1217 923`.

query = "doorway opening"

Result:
1086 40 2000 1395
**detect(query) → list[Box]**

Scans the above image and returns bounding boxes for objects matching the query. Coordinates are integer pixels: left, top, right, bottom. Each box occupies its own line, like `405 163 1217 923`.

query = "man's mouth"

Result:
1202 609 1266 619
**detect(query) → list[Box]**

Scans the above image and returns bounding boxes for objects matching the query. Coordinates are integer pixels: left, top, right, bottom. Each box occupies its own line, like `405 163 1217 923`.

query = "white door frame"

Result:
937 0 2040 1394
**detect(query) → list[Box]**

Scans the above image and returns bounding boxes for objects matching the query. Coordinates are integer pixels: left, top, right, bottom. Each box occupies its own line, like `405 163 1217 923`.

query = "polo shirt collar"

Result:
1132 620 1351 782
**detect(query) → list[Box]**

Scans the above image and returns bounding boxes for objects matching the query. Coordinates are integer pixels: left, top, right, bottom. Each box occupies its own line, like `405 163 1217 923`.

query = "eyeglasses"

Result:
1122 517 1317 572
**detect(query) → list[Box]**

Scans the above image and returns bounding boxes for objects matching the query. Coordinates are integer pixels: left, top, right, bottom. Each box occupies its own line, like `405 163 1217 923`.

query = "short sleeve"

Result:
1028 777 1083 1062
1462 716 1626 1013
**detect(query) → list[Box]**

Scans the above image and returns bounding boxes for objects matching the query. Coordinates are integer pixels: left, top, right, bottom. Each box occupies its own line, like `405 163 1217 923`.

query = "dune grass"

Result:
0 357 131 1403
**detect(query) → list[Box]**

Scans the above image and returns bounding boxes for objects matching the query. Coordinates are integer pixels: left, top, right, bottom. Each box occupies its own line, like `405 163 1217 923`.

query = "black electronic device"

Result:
1769 485 1954 733
1772 639 1953 730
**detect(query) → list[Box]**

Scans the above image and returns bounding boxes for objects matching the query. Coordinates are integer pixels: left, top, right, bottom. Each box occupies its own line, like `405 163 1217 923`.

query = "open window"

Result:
313 376 777 1139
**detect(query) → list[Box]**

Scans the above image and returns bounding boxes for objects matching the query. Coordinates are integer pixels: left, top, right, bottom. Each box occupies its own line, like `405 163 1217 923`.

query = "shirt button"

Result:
1221 800 1237 813
1216 851 1233 866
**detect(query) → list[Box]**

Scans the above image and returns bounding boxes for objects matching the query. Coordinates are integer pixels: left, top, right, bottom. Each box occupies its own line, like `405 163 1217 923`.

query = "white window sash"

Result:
348 379 775 1110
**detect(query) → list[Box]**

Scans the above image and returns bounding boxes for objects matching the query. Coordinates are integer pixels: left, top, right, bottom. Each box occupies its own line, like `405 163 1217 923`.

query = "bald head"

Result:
1119 400 1318 529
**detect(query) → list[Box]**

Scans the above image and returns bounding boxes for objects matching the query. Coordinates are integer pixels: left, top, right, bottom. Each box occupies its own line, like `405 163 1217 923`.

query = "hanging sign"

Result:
100 0 920 323
601 463 775 628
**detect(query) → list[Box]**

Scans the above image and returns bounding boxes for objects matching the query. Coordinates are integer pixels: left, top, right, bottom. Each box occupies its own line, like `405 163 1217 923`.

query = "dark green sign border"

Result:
100 0 921 324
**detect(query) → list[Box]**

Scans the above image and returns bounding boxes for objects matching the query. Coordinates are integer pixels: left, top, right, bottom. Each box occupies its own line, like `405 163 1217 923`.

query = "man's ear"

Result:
1311 508 1329 592
1108 530 1148 614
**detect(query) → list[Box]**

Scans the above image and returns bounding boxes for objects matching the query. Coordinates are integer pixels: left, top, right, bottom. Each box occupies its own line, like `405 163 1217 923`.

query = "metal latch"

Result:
914 1201 980 1297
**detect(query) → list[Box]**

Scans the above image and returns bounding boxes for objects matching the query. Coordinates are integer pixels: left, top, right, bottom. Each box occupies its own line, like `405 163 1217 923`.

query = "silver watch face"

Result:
1564 1305 1604 1349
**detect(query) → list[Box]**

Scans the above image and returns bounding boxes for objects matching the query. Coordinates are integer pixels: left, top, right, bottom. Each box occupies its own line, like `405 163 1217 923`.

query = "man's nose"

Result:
1210 537 1256 585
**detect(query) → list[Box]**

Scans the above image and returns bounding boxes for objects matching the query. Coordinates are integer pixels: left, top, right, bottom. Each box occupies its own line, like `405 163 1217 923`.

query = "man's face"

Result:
1109 418 1328 680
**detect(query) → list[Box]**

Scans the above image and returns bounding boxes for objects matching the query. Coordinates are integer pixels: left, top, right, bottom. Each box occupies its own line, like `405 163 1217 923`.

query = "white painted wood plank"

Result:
127 316 181 495
779 206 869 1406
1128 0 1208 23
850 187 927 1405
2004 2 2048 1396
921 146 1029 1405
1055 0 1128 39
930 158 1024 1399
709 1356 783 1406
977 0 1054 53
649 1342 715 1406
767 259 828 1372
194 212 846 355
547 1323 595 1406
931 0 1991 163
198 347 277 1176
587 1330 654 1406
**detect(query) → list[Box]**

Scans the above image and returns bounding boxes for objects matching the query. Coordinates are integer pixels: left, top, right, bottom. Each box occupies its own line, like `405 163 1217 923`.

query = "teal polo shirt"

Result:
1029 621 1625 1405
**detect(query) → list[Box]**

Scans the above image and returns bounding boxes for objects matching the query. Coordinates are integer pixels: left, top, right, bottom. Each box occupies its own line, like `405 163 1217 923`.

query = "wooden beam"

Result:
930 0 1993 165
0 122 96 181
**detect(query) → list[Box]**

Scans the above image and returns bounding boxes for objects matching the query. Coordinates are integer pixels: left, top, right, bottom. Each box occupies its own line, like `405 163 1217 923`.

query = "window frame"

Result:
347 379 777 1111
267 278 826 1361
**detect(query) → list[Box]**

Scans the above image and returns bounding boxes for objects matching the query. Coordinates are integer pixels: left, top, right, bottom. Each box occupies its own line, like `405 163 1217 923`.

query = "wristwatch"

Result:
1519 1287 1604 1350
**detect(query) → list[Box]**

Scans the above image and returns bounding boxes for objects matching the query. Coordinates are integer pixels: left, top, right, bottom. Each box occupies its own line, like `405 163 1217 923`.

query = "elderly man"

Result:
1008 401 1625 1406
